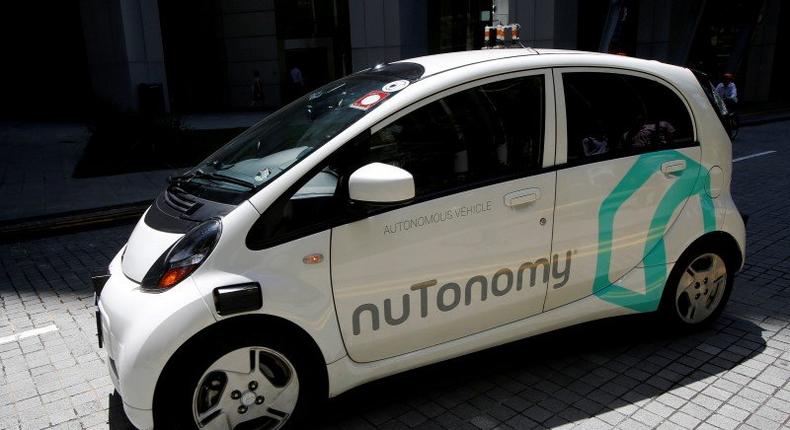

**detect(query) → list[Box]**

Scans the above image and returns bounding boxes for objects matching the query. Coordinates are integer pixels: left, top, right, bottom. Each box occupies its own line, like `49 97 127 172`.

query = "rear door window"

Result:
562 72 694 163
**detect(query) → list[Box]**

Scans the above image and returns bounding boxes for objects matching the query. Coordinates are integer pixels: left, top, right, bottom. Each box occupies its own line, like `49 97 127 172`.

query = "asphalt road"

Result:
1 121 789 430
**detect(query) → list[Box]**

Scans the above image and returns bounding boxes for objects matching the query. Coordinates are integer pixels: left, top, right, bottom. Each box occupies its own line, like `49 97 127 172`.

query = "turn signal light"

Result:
302 253 324 265
158 266 198 289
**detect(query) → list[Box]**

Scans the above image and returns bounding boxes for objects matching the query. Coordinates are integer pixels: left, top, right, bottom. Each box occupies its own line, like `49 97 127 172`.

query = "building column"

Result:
507 0 577 49
80 0 169 112
744 0 781 102
348 0 427 72
635 0 705 65
219 0 279 108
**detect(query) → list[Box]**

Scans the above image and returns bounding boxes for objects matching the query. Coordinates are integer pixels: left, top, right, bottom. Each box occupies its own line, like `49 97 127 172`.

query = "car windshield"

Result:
172 62 424 204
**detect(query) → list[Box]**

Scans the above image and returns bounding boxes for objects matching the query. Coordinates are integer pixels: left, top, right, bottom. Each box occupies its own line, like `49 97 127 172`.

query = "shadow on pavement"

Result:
108 392 137 429
319 312 766 428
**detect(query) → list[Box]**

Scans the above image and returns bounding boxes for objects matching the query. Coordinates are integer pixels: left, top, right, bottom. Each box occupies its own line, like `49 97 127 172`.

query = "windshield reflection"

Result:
173 63 424 205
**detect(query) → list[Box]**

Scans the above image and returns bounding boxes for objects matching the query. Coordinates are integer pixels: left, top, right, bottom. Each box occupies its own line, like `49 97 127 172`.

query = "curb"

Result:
740 111 790 127
0 201 151 243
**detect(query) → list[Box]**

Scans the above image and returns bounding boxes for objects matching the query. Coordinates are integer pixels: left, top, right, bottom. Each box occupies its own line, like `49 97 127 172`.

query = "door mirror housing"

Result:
348 162 415 204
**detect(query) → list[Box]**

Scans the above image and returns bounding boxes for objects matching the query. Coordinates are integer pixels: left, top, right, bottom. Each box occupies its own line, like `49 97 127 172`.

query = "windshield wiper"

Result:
195 171 256 189
169 169 255 189
168 171 196 185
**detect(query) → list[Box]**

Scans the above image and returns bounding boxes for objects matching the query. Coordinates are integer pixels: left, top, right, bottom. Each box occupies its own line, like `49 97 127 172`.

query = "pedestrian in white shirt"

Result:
715 73 738 111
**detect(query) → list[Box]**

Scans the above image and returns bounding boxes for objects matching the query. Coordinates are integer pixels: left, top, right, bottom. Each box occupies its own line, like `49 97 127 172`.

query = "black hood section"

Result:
145 185 237 234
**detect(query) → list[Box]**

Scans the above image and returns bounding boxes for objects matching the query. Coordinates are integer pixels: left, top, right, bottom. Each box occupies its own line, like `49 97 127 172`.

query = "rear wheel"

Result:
660 248 733 328
155 333 323 429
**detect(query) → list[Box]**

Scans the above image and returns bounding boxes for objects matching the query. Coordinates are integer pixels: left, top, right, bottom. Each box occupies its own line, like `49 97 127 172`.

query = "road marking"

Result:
733 150 777 163
0 324 58 345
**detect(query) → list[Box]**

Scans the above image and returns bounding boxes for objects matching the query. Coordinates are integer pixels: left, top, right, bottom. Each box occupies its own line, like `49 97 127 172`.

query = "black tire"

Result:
658 242 735 330
153 330 325 429
728 115 739 140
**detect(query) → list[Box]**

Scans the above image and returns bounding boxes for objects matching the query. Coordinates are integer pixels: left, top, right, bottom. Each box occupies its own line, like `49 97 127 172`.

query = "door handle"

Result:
504 188 541 207
660 160 686 175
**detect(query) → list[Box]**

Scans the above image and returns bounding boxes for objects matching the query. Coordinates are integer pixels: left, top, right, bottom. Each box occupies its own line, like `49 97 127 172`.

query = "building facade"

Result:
1 0 787 118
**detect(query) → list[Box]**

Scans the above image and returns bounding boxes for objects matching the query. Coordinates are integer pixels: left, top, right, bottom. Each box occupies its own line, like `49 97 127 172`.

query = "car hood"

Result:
122 210 184 282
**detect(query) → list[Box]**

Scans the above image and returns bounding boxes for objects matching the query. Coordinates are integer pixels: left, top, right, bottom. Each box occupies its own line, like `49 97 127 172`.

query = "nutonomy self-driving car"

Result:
95 48 746 429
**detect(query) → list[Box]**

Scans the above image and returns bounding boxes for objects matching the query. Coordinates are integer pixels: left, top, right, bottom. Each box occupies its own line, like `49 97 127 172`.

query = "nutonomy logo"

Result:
352 251 575 335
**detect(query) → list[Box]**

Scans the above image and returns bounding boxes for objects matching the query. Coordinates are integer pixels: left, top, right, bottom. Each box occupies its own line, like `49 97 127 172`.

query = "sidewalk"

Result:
0 122 175 223
740 107 790 126
0 112 267 233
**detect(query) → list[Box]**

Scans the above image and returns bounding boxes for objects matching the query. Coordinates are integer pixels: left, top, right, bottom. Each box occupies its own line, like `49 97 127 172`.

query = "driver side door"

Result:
330 71 559 363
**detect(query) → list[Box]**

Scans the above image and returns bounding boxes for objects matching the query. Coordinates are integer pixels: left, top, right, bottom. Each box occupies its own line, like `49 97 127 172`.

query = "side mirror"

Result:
348 162 415 204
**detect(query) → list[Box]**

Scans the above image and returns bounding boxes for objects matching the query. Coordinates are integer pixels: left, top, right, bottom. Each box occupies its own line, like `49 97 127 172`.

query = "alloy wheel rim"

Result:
675 253 727 324
192 346 299 430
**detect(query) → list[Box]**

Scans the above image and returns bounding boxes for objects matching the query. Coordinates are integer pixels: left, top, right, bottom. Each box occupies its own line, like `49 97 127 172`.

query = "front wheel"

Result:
155 333 323 429
659 249 733 328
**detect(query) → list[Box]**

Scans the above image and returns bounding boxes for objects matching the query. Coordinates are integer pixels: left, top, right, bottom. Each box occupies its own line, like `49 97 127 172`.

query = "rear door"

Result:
546 69 701 311
331 71 557 362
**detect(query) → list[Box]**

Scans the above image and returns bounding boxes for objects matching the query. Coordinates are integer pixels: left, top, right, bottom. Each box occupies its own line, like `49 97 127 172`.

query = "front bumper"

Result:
97 285 153 429
122 402 156 430
95 265 216 429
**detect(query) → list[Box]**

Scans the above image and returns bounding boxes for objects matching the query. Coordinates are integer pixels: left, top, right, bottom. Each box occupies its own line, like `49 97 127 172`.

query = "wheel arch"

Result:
674 230 743 273
152 313 329 420
657 229 741 326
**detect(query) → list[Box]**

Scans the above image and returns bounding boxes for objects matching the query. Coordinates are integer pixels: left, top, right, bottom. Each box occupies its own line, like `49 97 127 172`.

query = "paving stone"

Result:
596 408 626 426
692 393 724 411
521 405 553 423
717 404 750 422
504 414 538 429
468 414 497 430
614 417 651 430
644 400 674 418
668 411 701 429
708 413 742 430
631 408 663 428
744 413 782 430
753 404 789 424
678 401 713 420
727 395 762 413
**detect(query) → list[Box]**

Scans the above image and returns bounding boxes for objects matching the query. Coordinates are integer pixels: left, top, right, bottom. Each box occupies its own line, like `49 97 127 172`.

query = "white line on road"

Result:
733 150 777 163
0 324 58 345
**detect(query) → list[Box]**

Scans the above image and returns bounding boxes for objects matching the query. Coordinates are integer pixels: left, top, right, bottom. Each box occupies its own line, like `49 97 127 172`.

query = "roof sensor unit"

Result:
483 23 523 49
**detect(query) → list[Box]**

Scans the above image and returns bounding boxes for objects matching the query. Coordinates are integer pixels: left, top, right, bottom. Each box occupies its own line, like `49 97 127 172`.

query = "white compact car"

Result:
95 49 746 429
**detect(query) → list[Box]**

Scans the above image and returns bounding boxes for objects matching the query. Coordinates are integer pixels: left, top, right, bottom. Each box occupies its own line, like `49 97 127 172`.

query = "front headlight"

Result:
141 219 222 291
